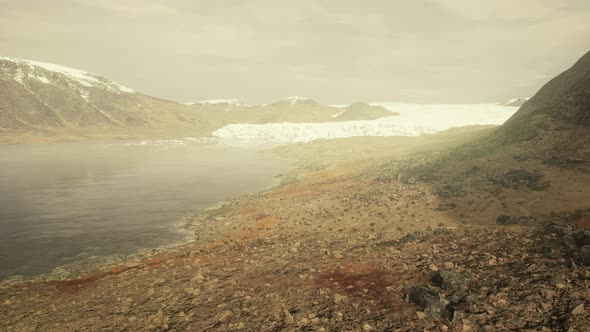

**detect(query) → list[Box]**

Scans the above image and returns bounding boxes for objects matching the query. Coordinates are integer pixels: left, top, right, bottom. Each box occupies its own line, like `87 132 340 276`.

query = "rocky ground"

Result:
1 130 589 331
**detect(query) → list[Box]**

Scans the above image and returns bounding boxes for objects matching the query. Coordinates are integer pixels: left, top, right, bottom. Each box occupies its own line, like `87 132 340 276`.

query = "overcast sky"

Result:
1 0 590 104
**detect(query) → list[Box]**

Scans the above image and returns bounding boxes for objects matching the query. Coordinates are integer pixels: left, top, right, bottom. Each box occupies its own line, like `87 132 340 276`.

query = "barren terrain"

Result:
2 127 589 331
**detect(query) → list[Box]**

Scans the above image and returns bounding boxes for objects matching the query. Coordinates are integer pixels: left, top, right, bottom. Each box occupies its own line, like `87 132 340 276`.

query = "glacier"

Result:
212 102 519 145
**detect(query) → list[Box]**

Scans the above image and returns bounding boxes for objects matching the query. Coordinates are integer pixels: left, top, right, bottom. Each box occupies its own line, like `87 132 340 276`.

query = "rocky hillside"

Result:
493 51 590 152
391 50 590 224
0 56 141 129
0 56 227 140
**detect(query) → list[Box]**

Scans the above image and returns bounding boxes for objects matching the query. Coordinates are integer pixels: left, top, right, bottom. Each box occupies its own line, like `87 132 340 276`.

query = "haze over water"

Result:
0 141 290 279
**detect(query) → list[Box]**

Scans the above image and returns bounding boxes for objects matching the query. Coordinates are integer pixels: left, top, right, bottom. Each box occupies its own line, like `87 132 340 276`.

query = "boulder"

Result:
432 270 471 293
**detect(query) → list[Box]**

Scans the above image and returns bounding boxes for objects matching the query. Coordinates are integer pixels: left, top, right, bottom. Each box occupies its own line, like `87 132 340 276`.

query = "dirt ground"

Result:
1 128 589 331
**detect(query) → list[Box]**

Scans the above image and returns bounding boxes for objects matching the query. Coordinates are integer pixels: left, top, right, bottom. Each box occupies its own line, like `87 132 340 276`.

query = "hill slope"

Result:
492 50 590 150
394 50 590 222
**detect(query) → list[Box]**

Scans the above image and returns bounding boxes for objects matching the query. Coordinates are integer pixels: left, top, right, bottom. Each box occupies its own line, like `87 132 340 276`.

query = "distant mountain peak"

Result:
499 97 530 107
183 99 249 107
270 96 318 106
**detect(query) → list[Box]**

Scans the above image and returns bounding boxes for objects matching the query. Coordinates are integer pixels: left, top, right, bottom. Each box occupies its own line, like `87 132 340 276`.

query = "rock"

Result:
443 262 455 269
546 223 572 236
496 215 535 225
491 169 550 191
218 310 233 323
576 245 590 265
450 309 465 323
407 286 449 314
541 245 561 259
432 270 471 292
428 264 439 272
572 230 590 247
416 311 426 320
334 294 348 305
362 323 373 331
572 303 585 315
283 308 294 324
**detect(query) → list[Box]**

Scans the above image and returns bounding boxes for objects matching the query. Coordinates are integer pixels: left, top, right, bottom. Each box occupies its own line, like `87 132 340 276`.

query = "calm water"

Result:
0 139 290 279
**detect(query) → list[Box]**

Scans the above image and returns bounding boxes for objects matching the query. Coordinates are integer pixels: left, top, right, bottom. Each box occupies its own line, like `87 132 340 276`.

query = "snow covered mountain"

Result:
0 56 147 129
268 96 319 107
0 56 134 94
0 56 222 133
182 99 250 108
212 103 519 145
499 97 530 107
0 56 525 144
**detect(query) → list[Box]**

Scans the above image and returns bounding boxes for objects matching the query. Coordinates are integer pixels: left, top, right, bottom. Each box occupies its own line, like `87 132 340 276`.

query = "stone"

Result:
462 324 474 332
541 246 561 259
572 230 590 247
496 215 535 226
218 310 233 323
334 294 348 305
416 311 426 320
283 308 294 324
572 303 585 316
577 245 590 265
407 286 449 312
443 262 455 269
432 270 471 292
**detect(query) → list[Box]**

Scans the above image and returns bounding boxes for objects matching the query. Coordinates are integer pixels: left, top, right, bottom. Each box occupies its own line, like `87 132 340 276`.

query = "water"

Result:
0 139 290 279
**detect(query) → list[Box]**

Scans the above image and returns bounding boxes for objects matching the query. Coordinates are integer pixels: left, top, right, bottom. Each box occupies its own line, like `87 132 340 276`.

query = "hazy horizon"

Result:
2 0 590 104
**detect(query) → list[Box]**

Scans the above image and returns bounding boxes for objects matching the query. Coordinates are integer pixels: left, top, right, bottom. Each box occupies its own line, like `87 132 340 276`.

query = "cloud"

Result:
0 1 589 103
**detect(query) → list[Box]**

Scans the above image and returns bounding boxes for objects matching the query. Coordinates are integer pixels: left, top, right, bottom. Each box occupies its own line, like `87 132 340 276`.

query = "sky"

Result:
1 0 590 104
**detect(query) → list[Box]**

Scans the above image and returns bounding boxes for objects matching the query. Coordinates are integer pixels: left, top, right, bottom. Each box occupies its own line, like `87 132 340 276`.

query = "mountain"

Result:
0 56 140 128
0 56 228 139
334 102 398 121
0 57 412 142
490 50 590 151
182 99 250 109
396 50 590 223
185 97 395 125
267 96 320 107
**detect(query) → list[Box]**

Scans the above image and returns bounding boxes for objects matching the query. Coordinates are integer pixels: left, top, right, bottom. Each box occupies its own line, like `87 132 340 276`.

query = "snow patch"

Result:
330 111 345 118
33 75 51 84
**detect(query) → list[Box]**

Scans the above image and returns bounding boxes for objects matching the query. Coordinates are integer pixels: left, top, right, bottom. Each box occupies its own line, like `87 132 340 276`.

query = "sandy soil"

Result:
1 127 589 331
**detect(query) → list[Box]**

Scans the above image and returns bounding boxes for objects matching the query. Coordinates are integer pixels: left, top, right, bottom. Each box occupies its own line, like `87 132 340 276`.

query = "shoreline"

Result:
2 127 589 331
0 128 490 285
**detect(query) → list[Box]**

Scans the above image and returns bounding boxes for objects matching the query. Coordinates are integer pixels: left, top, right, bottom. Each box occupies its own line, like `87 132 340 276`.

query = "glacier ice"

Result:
212 103 519 145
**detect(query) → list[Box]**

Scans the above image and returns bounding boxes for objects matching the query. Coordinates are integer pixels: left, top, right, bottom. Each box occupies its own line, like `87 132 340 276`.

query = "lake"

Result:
0 139 290 279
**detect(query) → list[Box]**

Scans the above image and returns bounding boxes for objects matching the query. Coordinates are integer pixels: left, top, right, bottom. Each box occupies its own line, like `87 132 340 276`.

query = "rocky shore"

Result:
1 128 589 331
